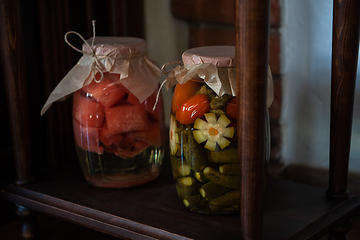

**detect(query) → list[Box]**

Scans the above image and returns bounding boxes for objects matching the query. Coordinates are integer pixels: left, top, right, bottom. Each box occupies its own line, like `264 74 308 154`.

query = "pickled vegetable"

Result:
177 176 195 187
169 115 181 156
73 90 105 128
170 80 242 214
193 113 234 151
204 147 238 163
209 94 233 110
171 155 191 178
209 190 240 211
195 171 210 183
176 183 198 200
199 182 232 200
183 195 207 209
196 84 216 101
169 47 270 214
171 79 204 114
203 166 239 189
176 94 210 125
219 163 240 175
170 83 240 214
182 128 207 172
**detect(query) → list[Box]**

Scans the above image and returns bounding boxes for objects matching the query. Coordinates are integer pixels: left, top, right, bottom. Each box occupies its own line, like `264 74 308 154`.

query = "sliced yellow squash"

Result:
193 113 235 151
170 114 181 156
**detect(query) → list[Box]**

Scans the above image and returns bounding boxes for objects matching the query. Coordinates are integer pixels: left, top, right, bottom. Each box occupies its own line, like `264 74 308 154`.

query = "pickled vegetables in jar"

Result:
73 37 165 188
168 46 272 214
42 35 164 189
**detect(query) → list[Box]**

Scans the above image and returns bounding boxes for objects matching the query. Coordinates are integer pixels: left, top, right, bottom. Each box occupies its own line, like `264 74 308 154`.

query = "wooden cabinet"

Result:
1 0 359 239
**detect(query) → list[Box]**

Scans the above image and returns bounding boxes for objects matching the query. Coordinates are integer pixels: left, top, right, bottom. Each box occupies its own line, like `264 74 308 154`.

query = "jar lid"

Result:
182 46 235 67
82 37 147 57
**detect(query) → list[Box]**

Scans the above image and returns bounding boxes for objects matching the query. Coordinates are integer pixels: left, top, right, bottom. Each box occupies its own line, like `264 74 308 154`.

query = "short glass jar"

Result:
72 37 165 188
169 46 271 214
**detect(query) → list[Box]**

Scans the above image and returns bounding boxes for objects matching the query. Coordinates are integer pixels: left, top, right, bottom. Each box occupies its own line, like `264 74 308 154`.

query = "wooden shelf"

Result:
1 1 360 239
2 159 359 240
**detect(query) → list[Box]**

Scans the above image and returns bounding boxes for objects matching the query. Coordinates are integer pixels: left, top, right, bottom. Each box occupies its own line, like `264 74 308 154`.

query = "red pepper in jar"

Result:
175 94 210 125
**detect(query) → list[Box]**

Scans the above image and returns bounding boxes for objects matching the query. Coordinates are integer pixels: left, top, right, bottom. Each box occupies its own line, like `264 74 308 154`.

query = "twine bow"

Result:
151 61 184 110
64 20 115 83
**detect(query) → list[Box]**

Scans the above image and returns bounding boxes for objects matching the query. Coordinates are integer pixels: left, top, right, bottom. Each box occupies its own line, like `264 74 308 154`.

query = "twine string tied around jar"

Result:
64 20 119 83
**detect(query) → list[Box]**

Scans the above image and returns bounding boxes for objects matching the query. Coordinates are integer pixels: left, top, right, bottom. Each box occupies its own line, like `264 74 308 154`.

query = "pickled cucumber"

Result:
209 190 240 211
177 176 195 187
204 147 238 163
210 109 225 115
199 181 232 200
196 85 216 101
171 156 191 178
176 183 198 200
182 128 207 171
194 171 210 183
219 163 240 175
203 167 239 189
183 194 208 210
210 94 233 110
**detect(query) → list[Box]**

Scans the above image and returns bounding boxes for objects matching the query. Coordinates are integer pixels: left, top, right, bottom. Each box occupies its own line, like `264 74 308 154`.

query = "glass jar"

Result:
169 46 271 214
72 37 165 188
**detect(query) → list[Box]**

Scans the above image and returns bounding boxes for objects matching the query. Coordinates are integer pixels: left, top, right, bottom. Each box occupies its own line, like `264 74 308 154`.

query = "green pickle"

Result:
219 163 240 175
183 195 208 210
171 155 191 178
204 147 239 163
209 190 240 211
196 85 217 101
199 182 232 200
176 183 198 200
203 167 239 190
194 171 209 183
171 130 241 214
181 127 207 172
177 176 195 187
209 94 233 110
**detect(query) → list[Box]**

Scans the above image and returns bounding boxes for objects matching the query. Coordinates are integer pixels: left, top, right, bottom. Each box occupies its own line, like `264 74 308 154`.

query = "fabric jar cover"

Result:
165 45 273 108
41 36 161 115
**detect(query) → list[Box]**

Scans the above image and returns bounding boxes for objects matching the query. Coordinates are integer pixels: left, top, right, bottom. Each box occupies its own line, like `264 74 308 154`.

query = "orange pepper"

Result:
171 79 204 114
176 94 210 125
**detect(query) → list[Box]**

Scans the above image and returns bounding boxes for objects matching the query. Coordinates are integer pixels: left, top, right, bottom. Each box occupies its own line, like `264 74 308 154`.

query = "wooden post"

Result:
235 0 270 239
0 0 40 238
0 0 33 184
327 0 360 199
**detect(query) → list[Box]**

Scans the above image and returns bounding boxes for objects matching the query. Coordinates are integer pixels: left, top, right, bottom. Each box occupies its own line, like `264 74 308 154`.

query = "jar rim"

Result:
182 45 235 67
82 36 147 57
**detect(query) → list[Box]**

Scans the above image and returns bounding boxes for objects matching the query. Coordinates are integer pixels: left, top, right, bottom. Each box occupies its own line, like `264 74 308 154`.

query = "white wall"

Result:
144 0 189 125
280 0 360 172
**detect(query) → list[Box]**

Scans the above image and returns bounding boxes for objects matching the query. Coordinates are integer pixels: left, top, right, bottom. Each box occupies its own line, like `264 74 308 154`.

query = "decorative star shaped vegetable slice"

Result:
169 114 181 156
193 113 235 151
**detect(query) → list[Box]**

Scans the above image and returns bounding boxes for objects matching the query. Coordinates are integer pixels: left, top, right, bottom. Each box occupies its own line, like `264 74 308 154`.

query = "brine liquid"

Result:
77 146 164 188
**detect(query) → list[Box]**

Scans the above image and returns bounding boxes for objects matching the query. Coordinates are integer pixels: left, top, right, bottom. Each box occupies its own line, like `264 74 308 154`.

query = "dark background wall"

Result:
0 0 144 225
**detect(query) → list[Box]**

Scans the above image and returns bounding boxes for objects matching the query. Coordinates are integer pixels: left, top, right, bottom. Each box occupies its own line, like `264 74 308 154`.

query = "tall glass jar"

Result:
72 37 165 188
169 46 271 214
